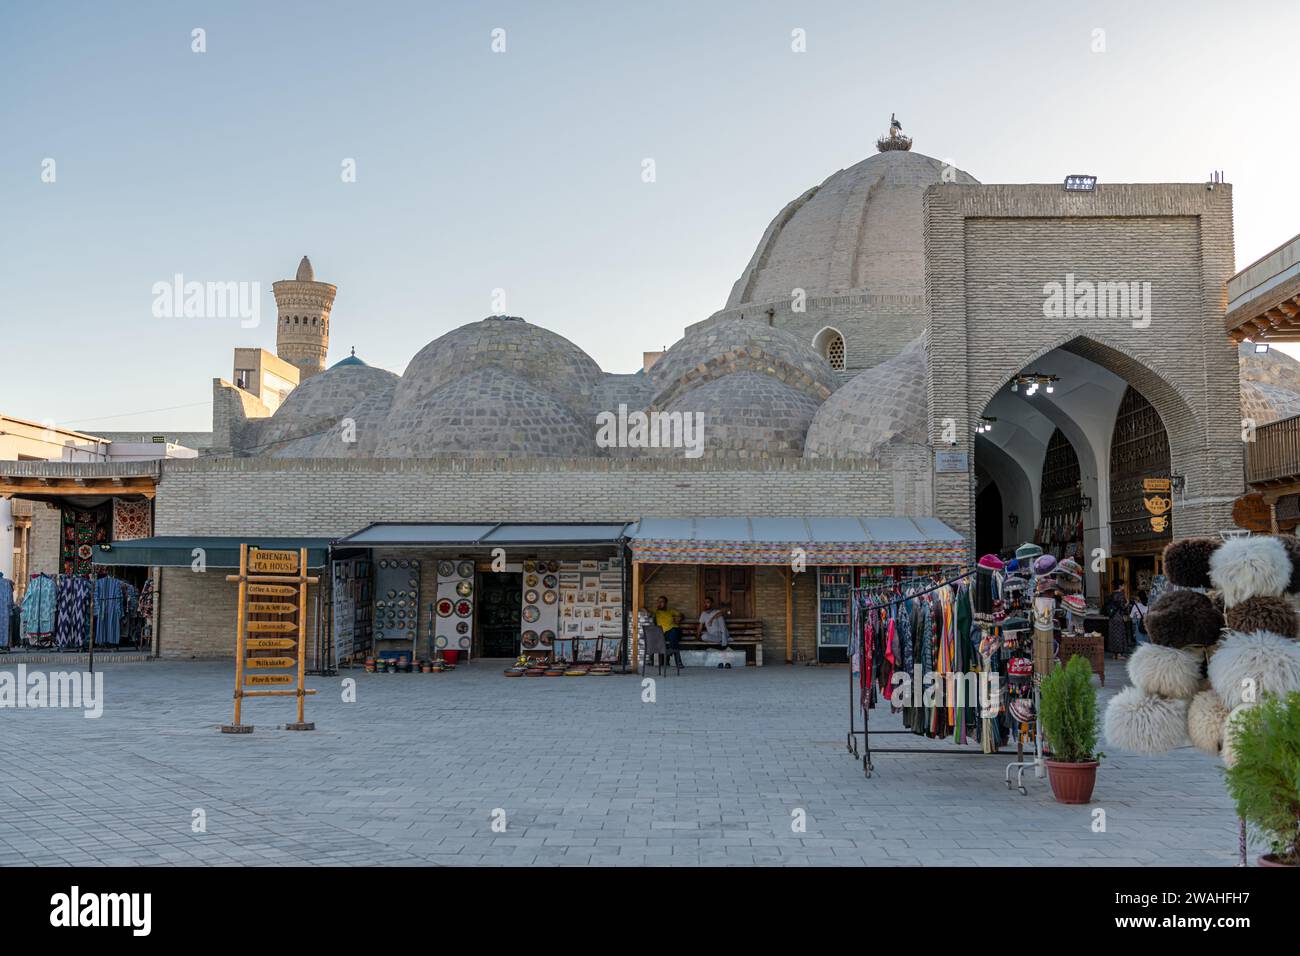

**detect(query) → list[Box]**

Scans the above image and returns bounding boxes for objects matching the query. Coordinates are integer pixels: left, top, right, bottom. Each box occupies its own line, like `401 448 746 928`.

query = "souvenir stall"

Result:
330 552 373 667
848 543 1090 785
328 522 632 675
628 516 968 671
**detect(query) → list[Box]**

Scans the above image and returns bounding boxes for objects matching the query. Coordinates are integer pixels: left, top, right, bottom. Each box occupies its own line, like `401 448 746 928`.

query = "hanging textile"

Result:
139 577 155 644
21 574 57 639
0 574 13 648
61 504 111 576
94 576 124 646
55 575 92 647
112 499 152 541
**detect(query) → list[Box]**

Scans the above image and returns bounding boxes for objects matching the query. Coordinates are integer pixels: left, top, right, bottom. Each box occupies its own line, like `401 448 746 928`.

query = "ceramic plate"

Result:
542 590 557 605
524 589 539 604
456 581 473 597
522 606 540 623
437 561 455 577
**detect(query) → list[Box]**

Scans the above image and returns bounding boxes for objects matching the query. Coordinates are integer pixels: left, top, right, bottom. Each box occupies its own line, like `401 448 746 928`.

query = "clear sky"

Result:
3 0 1297 432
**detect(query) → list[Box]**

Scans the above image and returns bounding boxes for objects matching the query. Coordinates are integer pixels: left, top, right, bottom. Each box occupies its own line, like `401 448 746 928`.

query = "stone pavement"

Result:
0 659 1240 866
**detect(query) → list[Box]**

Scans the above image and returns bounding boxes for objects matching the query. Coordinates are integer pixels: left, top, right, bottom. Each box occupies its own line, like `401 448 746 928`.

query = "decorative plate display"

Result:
542 590 558 605
524 589 539 604
375 629 385 639
522 605 540 623
540 629 555 645
458 636 470 649
457 561 474 578
456 580 473 597
435 635 448 648
522 630 539 648
376 600 386 609
436 598 454 617
409 578 418 588
437 560 455 577
379 560 389 569
455 600 472 618
525 574 539 588
542 574 557 589
456 621 469 634
523 560 537 573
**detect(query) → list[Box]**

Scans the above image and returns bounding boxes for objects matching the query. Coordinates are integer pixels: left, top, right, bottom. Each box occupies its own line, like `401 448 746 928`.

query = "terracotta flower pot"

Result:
1044 759 1099 804
1258 854 1297 867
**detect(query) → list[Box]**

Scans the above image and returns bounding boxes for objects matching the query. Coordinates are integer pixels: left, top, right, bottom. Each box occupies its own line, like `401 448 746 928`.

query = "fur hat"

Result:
1209 535 1291 607
1221 703 1255 768
1144 589 1224 648
1163 537 1219 589
1207 629 1300 710
1127 643 1203 699
1186 689 1230 756
1274 534 1300 594
1103 686 1191 754
1224 595 1299 638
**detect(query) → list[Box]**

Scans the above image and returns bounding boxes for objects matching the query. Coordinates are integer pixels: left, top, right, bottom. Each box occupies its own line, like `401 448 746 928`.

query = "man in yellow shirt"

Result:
653 595 684 667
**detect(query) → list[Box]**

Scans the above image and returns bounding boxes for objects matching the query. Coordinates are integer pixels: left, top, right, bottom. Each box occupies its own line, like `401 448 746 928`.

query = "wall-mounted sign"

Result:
1142 477 1173 533
935 450 970 474
1232 492 1271 532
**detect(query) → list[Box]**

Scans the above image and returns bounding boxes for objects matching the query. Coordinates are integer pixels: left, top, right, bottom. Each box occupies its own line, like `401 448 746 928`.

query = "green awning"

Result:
92 536 333 569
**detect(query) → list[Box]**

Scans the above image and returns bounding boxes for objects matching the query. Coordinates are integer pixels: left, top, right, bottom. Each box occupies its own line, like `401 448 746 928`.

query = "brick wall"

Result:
29 502 61 576
925 183 1241 551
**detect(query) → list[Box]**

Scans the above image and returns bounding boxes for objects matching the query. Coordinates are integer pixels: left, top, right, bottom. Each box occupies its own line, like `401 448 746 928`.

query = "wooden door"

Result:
698 566 754 617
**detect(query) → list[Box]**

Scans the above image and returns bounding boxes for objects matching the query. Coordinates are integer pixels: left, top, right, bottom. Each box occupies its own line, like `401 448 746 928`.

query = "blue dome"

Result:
331 353 368 368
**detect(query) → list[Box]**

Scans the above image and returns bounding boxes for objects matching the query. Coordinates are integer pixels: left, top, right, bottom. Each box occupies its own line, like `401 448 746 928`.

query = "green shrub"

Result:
1223 692 1300 865
1040 654 1099 763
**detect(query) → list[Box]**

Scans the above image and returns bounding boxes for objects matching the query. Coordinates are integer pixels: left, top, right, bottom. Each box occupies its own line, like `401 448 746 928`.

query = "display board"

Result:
557 556 623 661
520 559 560 656
434 559 475 655
331 556 372 663
374 558 420 650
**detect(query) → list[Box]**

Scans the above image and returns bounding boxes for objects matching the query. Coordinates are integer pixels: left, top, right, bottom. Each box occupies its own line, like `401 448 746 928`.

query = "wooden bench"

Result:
676 618 764 666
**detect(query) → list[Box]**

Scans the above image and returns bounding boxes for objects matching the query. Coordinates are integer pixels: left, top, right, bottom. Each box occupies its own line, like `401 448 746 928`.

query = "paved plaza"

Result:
0 659 1240 867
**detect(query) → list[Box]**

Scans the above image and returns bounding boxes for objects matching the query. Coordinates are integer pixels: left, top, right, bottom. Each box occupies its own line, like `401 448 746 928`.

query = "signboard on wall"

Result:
934 450 969 474
1142 478 1172 534
1232 492 1271 532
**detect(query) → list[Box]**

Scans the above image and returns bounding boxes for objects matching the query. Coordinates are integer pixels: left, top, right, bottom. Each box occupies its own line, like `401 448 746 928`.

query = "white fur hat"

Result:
1221 702 1255 768
1207 629 1300 710
1187 689 1230 756
1103 686 1191 754
1127 643 1203 699
1209 536 1291 608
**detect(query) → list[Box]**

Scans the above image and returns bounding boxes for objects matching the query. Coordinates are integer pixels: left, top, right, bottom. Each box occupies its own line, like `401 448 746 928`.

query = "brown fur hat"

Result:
1145 589 1224 648
1163 538 1218 589
1224 594 1299 638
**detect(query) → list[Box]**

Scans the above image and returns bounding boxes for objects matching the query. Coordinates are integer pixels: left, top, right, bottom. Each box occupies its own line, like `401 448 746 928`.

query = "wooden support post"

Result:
631 559 641 672
226 544 250 732
295 547 308 725
784 567 793 664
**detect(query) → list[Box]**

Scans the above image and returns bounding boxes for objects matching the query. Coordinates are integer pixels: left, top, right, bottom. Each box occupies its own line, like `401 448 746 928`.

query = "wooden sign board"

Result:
247 620 298 633
1232 492 1272 532
246 674 294 686
246 657 296 669
249 549 300 574
1143 478 1172 493
223 544 319 733
248 602 297 614
247 637 296 650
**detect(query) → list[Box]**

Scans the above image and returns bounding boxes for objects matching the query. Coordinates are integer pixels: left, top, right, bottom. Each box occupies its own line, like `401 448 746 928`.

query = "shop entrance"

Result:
478 571 522 657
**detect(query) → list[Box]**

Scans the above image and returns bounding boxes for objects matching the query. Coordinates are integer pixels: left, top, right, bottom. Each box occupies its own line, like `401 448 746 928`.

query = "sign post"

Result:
221 545 319 733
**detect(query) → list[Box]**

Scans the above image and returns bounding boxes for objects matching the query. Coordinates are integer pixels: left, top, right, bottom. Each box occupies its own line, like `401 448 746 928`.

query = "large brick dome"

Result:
727 150 979 309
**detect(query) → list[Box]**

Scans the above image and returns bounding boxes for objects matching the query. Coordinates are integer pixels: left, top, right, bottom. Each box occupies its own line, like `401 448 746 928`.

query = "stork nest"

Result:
876 132 913 152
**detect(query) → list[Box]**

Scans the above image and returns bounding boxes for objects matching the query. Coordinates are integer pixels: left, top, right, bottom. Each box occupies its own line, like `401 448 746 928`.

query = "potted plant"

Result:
1223 691 1300 867
1040 654 1102 803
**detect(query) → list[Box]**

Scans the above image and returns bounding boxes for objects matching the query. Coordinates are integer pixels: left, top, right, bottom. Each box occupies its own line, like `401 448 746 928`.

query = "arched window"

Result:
813 327 846 371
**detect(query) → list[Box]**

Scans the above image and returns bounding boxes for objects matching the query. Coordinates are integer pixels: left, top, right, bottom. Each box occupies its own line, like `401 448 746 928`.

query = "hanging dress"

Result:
21 574 56 639
0 575 13 648
55 575 91 647
94 576 123 645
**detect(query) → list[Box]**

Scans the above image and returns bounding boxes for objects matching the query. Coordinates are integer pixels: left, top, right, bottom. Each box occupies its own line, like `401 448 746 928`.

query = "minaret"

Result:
273 256 336 380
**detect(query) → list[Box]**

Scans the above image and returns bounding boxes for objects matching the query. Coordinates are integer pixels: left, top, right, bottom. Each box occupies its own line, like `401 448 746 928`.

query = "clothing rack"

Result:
847 566 1025 778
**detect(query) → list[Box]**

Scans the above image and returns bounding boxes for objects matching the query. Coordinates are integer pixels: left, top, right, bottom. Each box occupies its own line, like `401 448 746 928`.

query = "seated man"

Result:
653 595 683 665
698 596 730 649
